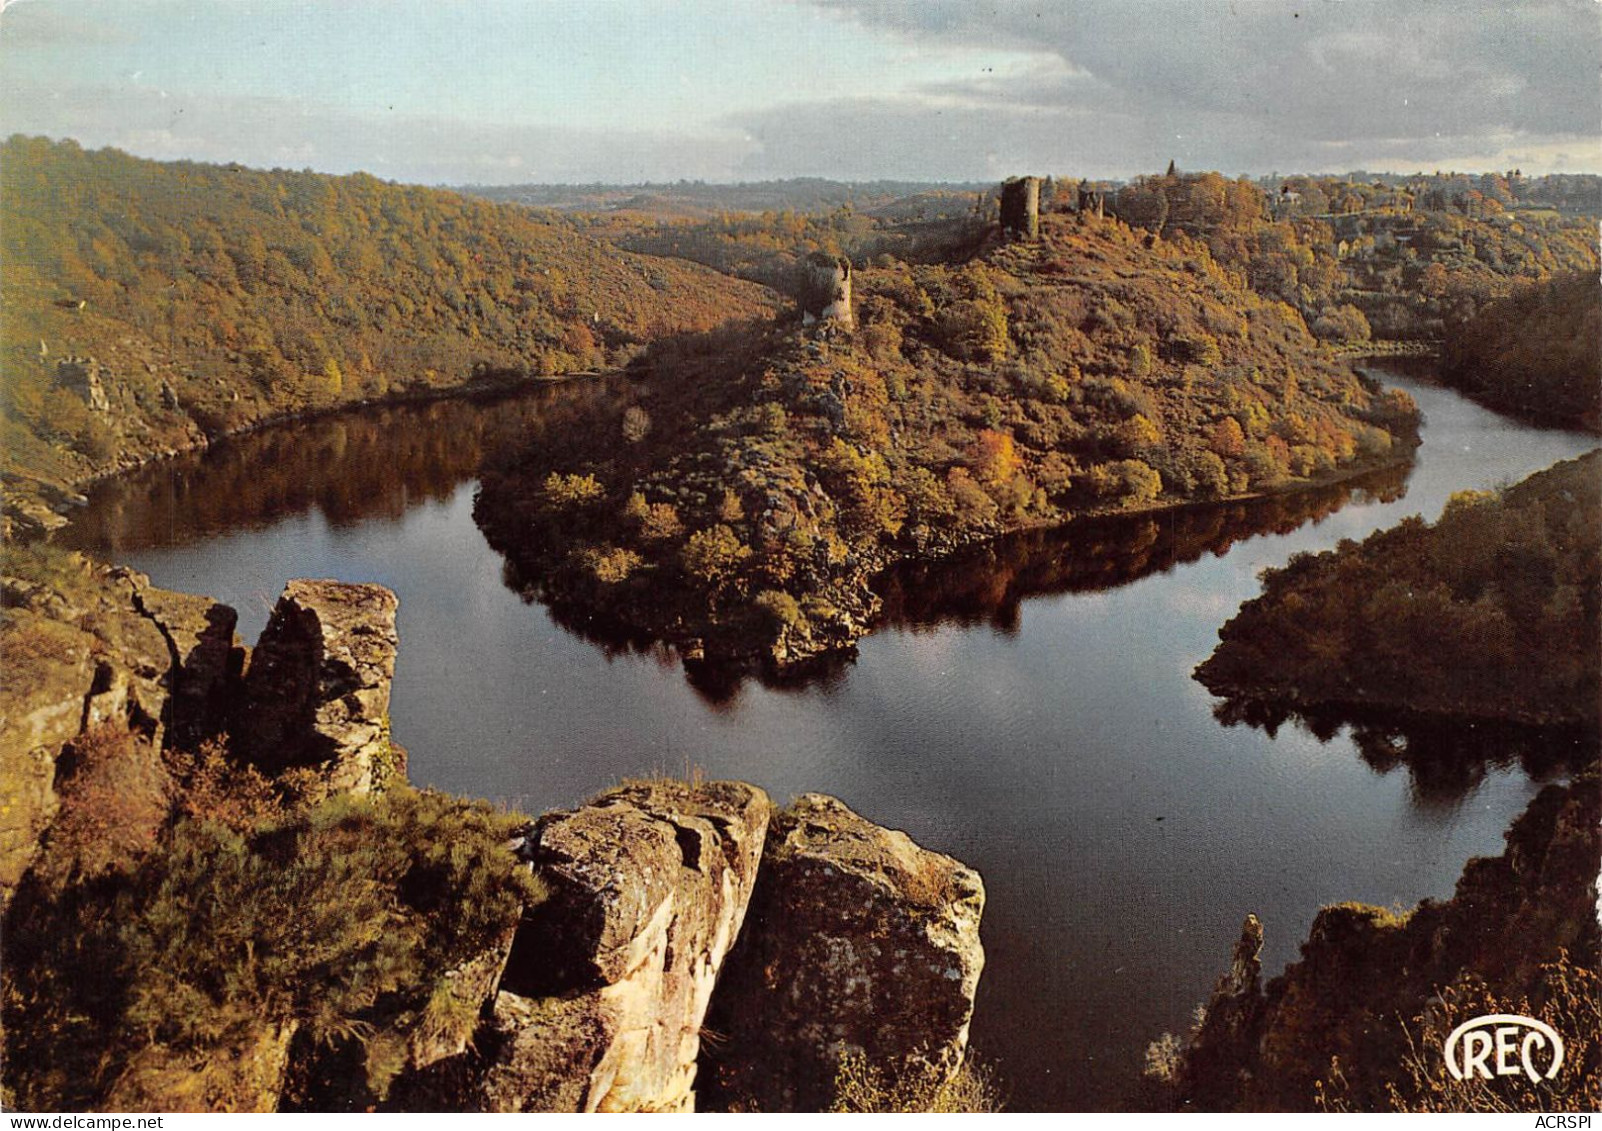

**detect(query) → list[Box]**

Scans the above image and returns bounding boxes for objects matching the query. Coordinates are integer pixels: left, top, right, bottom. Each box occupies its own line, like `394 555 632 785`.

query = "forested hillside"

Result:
1101 170 1598 343
476 207 1421 670
1441 273 1601 430
533 168 1597 353
0 137 776 530
611 195 988 293
1195 451 1601 727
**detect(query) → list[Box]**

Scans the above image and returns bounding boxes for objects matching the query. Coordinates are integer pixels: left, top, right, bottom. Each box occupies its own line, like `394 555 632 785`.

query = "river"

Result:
62 370 1596 1110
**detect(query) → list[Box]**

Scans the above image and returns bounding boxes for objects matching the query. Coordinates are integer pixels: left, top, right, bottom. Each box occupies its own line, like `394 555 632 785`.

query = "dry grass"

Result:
829 1052 1004 1113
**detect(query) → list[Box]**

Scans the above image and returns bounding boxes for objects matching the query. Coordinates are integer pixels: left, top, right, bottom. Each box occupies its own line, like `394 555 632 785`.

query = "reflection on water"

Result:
1212 695 1587 810
501 461 1416 709
60 369 1598 1111
63 382 625 555
879 463 1411 634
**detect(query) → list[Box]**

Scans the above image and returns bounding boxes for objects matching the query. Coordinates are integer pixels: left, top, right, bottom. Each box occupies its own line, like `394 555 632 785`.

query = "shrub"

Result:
1 788 543 1110
32 723 169 886
830 1052 1003 1113
754 589 803 630
582 546 643 584
167 735 286 834
682 525 751 593
542 471 604 506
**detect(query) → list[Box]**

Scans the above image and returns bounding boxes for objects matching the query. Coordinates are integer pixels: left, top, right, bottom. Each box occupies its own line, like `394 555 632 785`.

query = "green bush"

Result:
2 787 542 1110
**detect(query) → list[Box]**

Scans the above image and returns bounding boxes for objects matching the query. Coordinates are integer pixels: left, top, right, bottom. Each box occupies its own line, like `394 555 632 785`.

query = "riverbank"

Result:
482 434 1425 677
1152 775 1599 1112
1 138 779 542
1195 451 1601 731
5 367 628 543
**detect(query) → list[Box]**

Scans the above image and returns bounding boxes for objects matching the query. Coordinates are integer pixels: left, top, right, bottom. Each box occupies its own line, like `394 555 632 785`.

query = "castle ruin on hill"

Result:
798 252 853 329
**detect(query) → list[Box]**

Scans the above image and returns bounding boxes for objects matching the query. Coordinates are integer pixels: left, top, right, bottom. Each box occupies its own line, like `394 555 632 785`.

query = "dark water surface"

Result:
65 372 1596 1110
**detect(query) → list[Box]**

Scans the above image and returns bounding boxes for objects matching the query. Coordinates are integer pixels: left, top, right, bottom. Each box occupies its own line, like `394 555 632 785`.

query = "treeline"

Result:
468 177 989 219
613 199 989 294
1195 451 1601 727
0 137 774 514
1441 273 1601 431
1101 170 1598 344
476 209 1422 670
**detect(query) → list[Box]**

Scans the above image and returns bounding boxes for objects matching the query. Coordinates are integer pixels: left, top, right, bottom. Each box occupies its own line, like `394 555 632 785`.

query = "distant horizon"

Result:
12 130 1596 195
2 0 1596 185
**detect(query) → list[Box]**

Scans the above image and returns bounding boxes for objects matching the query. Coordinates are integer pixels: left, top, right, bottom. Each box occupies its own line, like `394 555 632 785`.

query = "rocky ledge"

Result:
0 559 402 904
1153 777 1600 1112
393 783 985 1113
0 554 987 1112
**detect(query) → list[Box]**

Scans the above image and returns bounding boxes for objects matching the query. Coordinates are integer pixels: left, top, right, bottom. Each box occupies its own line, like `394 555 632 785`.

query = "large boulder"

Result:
704 793 985 1112
476 780 770 1112
235 580 400 798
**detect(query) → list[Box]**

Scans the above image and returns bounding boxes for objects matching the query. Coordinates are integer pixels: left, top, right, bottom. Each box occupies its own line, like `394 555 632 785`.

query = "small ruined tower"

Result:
799 251 853 329
999 176 1041 240
1077 183 1106 219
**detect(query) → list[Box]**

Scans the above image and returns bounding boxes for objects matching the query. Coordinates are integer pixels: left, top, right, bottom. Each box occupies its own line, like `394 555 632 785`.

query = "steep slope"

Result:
1196 452 1601 729
1441 273 1601 431
0 137 777 533
476 208 1421 670
1154 778 1599 1112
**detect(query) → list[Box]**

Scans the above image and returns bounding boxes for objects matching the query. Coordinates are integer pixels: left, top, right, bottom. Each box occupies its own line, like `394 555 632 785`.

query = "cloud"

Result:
730 95 1165 181
0 81 758 184
1 0 1594 182
798 0 1600 175
0 3 129 48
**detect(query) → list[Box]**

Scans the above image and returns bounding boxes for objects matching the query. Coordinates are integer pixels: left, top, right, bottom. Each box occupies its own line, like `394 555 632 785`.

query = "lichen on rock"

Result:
705 793 986 1112
478 779 771 1112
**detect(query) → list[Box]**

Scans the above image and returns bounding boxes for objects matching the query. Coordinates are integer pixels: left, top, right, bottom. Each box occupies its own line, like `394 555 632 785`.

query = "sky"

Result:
1 0 1597 185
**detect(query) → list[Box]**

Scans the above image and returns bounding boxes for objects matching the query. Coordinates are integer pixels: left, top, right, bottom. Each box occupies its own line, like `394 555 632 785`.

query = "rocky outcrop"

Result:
0 562 403 904
705 793 986 1112
1161 778 1600 1111
3 556 990 1113
0 555 239 903
1000 176 1041 240
477 780 770 1112
119 573 241 750
391 783 987 1114
1170 914 1266 1109
55 356 110 414
235 580 401 798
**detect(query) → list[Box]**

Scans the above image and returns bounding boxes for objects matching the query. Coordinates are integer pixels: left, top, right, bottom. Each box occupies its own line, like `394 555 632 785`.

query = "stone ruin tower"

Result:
799 251 853 329
999 176 1041 240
